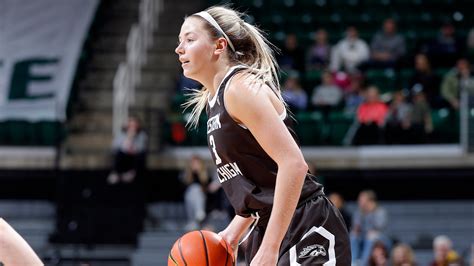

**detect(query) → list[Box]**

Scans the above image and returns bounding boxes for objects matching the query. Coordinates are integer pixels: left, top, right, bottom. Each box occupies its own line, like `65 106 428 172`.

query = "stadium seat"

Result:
366 69 398 93
327 111 355 145
294 111 327 145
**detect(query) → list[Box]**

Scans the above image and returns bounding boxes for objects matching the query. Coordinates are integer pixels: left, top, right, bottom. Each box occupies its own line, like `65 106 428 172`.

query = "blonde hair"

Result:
183 155 209 185
391 243 416 266
182 6 282 128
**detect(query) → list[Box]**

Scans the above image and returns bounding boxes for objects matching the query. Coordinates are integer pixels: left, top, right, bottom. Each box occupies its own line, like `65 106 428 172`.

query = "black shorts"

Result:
244 196 351 265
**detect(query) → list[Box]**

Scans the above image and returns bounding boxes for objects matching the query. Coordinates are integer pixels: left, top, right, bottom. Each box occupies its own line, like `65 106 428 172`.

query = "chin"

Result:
183 70 197 80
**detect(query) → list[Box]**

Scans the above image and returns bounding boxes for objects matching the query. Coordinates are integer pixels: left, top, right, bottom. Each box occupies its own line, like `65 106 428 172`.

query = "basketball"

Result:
168 230 234 266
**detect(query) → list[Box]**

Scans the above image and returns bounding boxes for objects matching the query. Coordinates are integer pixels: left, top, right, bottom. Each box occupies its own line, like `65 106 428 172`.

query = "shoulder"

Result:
225 72 272 107
224 72 276 122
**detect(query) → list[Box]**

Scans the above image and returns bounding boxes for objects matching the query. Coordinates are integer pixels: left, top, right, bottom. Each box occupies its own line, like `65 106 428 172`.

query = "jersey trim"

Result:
208 65 246 108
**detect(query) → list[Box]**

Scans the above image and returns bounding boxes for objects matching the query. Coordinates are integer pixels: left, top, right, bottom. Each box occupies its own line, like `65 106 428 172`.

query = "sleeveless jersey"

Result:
206 65 324 225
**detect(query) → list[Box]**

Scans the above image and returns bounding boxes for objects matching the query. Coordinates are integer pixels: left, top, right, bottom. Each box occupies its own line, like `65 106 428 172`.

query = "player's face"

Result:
175 17 216 80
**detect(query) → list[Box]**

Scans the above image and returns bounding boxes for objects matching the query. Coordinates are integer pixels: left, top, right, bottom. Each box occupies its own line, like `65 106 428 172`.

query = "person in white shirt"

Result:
330 26 369 74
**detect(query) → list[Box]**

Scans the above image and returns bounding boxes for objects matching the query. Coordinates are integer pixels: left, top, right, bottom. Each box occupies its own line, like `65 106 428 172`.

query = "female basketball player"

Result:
0 218 43 265
176 6 350 265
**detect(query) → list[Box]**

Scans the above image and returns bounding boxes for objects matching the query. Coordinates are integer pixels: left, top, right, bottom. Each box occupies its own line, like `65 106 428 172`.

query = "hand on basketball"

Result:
250 247 278 266
218 230 238 259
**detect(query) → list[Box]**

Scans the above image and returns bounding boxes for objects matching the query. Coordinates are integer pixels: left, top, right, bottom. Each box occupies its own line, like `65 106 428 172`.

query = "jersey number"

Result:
209 135 222 165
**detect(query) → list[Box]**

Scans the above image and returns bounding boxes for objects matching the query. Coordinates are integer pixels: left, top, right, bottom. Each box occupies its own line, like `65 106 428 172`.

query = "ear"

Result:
214 37 228 55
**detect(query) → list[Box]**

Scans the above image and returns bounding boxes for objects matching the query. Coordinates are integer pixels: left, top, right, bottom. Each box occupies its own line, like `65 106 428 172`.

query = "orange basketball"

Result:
168 230 235 266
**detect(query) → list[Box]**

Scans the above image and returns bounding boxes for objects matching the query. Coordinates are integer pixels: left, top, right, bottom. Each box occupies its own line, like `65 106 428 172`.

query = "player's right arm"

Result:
219 215 255 251
0 218 44 266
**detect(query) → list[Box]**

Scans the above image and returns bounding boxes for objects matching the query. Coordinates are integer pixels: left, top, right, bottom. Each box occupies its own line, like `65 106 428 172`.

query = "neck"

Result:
200 63 234 98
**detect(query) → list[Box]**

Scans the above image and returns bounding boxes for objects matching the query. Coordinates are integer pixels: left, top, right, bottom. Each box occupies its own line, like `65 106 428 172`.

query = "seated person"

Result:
409 54 442 108
368 241 389 266
307 29 331 70
180 155 211 230
330 26 370 74
385 91 412 144
344 76 365 114
281 72 308 112
350 190 389 266
391 243 417 266
410 90 433 144
352 86 388 145
369 18 406 69
311 71 343 111
108 116 147 184
441 58 474 110
430 235 463 266
277 33 305 74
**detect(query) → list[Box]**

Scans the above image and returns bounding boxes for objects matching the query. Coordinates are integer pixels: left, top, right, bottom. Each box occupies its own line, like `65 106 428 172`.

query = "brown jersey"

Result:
206 66 324 226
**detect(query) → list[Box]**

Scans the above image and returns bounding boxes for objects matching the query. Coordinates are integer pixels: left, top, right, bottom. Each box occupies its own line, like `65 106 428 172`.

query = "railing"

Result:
113 0 162 137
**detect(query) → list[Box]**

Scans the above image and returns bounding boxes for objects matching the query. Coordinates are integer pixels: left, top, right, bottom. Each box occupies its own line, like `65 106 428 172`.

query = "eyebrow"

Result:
178 32 194 40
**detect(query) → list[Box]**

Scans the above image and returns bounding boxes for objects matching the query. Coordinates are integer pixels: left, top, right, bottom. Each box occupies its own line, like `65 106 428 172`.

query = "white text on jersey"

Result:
217 162 242 183
207 114 221 134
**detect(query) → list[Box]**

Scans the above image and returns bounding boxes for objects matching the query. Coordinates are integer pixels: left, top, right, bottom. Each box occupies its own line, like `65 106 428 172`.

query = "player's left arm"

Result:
225 75 308 264
0 218 43 266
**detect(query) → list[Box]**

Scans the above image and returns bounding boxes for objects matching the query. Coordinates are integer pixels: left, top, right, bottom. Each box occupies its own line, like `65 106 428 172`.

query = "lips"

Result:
179 58 190 66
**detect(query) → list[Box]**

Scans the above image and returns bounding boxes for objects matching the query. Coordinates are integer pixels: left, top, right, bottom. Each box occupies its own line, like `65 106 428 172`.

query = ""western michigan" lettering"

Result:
207 114 221 134
217 162 242 183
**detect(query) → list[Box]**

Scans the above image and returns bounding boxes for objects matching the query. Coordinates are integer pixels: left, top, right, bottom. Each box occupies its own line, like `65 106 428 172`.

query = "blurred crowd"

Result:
277 20 474 145
178 154 470 266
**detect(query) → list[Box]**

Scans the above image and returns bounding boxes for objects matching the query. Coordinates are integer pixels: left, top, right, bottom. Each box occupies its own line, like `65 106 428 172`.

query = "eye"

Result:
187 38 194 42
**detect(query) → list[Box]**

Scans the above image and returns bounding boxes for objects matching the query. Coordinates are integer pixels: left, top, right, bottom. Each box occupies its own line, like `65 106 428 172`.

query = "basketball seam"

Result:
199 230 210 266
223 238 230 266
178 237 188 266
169 252 178 266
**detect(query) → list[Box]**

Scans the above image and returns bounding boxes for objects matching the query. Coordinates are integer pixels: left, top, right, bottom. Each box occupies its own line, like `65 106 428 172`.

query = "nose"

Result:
175 41 183 55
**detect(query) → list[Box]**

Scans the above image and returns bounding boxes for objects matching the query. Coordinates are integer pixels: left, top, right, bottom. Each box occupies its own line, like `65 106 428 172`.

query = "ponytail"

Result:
239 22 283 101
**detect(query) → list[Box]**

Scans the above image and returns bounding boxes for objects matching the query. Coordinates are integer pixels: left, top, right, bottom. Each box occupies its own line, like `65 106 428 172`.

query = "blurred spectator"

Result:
333 71 353 90
181 155 211 230
350 190 389 266
430 235 463 266
424 22 463 67
311 71 343 110
344 76 365 114
441 58 474 110
108 116 147 185
282 72 308 112
409 54 442 108
307 29 331 70
330 26 370 74
385 91 412 144
352 86 388 145
328 192 352 231
368 241 389 266
391 243 417 266
277 33 306 74
410 91 433 144
369 18 406 68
